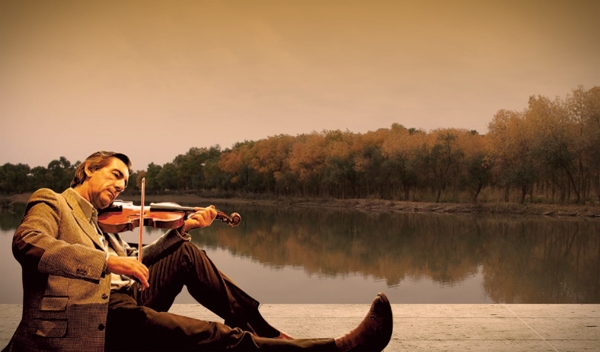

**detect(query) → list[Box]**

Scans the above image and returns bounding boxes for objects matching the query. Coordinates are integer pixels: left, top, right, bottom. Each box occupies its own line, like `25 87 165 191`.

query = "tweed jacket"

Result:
5 188 188 352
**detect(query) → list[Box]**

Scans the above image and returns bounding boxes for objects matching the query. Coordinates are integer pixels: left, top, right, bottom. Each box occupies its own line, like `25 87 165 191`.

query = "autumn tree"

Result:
456 130 491 203
353 128 389 198
321 130 358 198
423 130 465 202
564 86 600 202
5 86 598 206
487 109 537 203
288 133 328 196
247 135 296 195
381 124 426 200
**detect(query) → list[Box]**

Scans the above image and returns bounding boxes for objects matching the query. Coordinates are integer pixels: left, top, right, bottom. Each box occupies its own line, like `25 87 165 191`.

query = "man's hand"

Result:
106 255 150 289
182 205 217 233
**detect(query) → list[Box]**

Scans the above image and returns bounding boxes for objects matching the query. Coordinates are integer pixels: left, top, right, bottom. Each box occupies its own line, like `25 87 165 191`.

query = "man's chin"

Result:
98 198 113 210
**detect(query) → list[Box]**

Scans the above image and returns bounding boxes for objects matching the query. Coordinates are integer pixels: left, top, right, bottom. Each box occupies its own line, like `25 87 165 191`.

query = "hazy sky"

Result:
1 0 598 170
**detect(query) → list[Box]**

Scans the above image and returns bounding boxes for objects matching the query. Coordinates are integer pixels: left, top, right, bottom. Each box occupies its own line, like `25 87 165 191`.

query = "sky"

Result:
1 0 598 171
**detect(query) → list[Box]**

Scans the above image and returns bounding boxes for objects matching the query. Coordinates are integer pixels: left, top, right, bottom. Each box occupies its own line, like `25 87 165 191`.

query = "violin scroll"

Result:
216 211 241 227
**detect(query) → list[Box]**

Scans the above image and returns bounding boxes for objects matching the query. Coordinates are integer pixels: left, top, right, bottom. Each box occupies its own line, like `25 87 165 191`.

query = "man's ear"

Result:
84 165 94 178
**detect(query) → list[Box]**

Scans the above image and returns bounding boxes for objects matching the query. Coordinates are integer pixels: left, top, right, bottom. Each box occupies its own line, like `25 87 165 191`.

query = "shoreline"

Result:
5 193 600 219
171 196 600 218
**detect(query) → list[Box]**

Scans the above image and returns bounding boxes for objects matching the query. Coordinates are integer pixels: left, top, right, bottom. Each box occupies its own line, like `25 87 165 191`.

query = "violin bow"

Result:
138 178 145 262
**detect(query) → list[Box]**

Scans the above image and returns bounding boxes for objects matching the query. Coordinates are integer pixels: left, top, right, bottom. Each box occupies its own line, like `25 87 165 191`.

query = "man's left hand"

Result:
182 206 217 233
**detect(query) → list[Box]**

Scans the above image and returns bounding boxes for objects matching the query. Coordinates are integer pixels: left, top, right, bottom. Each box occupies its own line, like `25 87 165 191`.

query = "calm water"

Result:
1 202 599 304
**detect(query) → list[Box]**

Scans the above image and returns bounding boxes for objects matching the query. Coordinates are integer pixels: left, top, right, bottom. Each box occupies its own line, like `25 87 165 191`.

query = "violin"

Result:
97 200 242 233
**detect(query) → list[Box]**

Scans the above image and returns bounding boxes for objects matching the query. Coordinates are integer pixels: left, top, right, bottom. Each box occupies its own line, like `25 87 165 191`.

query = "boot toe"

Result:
335 292 393 351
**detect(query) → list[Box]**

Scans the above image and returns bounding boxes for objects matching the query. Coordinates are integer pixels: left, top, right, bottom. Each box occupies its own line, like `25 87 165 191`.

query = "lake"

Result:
1 202 599 304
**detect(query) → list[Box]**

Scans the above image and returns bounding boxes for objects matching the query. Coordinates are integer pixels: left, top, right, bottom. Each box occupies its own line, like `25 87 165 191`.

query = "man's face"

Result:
85 157 130 209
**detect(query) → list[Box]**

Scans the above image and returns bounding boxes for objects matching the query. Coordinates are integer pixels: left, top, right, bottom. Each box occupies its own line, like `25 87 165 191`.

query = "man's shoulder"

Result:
29 188 60 201
28 188 71 208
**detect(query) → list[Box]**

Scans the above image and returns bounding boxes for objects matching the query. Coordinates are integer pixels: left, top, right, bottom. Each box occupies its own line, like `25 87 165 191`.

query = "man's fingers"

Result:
134 271 150 289
107 256 150 287
191 207 216 224
132 262 150 289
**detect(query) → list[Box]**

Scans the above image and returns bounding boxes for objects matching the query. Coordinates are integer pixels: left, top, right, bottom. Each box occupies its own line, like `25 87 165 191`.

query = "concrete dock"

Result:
1 304 599 351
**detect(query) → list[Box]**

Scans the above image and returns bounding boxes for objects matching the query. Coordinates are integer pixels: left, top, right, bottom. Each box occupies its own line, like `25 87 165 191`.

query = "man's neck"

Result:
73 184 93 207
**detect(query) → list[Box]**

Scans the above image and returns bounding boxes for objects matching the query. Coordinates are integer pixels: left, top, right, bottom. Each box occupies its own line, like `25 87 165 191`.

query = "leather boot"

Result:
334 292 393 351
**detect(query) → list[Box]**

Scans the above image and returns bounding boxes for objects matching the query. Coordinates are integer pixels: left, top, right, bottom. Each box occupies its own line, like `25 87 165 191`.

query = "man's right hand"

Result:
106 255 150 289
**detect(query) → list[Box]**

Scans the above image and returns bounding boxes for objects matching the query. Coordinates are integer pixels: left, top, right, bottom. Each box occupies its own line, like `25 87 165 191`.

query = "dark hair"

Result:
70 151 133 188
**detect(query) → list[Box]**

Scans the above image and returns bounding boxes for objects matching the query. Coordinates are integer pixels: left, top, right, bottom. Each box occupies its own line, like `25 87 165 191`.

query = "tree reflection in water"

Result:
1 203 599 303
192 204 600 304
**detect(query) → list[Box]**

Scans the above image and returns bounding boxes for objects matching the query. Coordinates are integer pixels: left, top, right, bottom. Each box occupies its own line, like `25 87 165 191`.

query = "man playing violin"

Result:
5 151 393 352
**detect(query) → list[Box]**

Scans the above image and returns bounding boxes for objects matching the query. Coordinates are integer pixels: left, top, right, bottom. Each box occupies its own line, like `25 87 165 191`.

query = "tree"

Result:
29 166 48 191
487 109 537 203
457 132 491 203
135 170 147 192
288 133 328 196
156 163 178 191
248 135 295 195
426 130 464 202
565 86 600 202
218 141 264 192
0 163 31 194
173 146 222 191
46 157 75 192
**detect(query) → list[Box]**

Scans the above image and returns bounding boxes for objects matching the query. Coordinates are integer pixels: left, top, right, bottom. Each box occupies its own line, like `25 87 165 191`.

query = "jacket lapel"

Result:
61 189 106 251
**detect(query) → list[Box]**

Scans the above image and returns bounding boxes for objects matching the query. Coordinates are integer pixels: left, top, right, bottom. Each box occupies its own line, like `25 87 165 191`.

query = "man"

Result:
5 151 393 351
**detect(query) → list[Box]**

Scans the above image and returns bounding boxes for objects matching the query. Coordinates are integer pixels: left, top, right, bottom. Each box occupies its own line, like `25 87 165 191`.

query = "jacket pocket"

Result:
32 319 68 337
40 296 69 311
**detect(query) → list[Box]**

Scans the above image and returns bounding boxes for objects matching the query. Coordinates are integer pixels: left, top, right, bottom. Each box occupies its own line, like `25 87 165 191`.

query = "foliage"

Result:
2 86 599 205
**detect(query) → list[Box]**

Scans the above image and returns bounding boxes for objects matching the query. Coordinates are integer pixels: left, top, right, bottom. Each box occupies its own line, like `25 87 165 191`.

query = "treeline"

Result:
0 156 76 195
1 86 599 204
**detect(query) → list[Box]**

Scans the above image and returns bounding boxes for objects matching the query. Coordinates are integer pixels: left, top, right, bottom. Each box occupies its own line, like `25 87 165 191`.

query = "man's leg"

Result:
133 241 282 337
106 291 393 351
106 292 336 351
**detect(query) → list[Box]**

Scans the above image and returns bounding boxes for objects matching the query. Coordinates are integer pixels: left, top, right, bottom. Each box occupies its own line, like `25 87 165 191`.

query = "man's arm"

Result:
137 206 217 264
99 206 216 287
12 189 106 281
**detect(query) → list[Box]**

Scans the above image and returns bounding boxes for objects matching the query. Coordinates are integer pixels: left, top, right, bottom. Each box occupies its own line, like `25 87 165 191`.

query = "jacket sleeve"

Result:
12 189 107 282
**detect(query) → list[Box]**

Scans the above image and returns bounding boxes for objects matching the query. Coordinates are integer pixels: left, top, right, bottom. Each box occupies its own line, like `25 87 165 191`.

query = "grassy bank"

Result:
4 193 600 218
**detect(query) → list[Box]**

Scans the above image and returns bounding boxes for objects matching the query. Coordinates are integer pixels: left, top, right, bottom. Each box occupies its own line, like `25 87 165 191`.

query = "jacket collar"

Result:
62 188 106 250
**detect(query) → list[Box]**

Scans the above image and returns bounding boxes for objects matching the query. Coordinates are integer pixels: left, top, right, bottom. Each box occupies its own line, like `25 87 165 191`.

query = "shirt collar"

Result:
71 189 98 222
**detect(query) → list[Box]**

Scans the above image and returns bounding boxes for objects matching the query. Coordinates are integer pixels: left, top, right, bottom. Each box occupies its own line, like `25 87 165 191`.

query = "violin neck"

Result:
149 202 195 214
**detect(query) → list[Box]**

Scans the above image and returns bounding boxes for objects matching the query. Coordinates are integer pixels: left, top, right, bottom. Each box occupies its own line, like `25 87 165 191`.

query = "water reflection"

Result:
191 204 600 303
1 202 599 303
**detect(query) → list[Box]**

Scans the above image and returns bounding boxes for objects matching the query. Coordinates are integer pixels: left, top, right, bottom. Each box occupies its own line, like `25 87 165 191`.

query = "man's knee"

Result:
180 241 205 254
178 241 210 262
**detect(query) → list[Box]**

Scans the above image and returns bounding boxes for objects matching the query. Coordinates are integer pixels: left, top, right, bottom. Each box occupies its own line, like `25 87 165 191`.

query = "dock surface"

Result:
1 304 599 351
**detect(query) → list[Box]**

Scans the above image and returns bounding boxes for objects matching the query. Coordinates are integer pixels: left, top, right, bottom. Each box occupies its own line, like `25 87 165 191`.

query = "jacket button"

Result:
102 293 108 299
98 324 105 331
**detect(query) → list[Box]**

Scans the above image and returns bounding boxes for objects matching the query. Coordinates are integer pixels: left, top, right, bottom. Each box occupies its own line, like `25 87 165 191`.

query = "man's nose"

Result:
115 180 126 192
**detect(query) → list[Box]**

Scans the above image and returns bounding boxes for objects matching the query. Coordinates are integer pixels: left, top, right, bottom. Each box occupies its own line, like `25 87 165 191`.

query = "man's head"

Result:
71 151 133 209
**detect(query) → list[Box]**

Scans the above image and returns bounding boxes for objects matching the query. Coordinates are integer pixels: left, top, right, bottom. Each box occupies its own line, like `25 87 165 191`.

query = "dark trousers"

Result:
104 241 336 351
